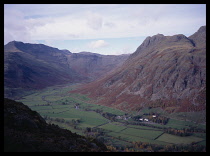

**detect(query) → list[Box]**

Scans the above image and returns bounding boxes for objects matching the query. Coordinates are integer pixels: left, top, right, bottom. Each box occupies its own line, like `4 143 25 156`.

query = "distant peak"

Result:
7 40 24 45
197 26 206 33
168 34 188 42
4 41 23 52
188 26 206 48
138 33 165 49
152 33 165 37
61 49 72 54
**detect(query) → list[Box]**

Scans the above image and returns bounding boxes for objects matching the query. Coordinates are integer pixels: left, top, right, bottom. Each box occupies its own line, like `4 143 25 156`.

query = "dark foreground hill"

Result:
72 26 206 113
4 98 108 152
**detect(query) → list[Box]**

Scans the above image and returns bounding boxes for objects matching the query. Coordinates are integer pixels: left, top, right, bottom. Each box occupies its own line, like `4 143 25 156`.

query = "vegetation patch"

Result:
156 133 205 144
15 84 206 151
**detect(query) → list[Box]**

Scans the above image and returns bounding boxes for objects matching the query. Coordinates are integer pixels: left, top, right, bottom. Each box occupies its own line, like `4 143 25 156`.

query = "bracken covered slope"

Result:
72 26 206 112
4 98 108 152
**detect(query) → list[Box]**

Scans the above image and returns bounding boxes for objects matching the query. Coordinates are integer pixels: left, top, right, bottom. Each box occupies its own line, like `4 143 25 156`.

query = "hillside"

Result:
4 41 83 89
4 41 128 98
4 98 108 152
72 26 206 113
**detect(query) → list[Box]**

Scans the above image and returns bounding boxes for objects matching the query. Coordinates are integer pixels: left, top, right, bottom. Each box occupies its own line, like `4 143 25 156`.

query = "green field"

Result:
16 83 206 151
156 133 204 144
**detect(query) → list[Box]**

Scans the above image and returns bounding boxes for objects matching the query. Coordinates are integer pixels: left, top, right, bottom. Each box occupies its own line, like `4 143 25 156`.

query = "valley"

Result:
4 26 206 152
16 83 206 152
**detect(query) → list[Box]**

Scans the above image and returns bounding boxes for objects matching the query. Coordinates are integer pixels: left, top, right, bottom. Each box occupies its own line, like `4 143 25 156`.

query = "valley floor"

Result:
14 83 206 152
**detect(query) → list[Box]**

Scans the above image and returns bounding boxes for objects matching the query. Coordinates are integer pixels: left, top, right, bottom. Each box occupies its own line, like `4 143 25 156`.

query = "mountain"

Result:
4 98 108 152
72 26 206 113
67 52 129 81
4 41 129 98
188 26 206 48
4 41 83 90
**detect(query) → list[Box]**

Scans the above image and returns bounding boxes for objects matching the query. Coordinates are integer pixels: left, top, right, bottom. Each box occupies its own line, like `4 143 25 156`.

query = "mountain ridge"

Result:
71 26 206 113
4 41 129 98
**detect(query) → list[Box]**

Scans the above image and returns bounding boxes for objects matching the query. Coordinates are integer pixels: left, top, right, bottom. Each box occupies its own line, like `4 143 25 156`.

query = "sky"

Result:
4 4 206 55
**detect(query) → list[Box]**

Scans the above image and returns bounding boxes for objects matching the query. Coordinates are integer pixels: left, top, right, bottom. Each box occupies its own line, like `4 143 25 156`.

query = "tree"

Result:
85 127 91 132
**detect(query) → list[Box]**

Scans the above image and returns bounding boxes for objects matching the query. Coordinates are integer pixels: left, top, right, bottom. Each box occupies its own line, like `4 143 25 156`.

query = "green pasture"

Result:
127 124 162 131
99 123 127 132
39 108 109 128
16 83 206 149
107 131 168 145
165 118 205 130
121 127 163 140
156 133 205 145
167 111 206 124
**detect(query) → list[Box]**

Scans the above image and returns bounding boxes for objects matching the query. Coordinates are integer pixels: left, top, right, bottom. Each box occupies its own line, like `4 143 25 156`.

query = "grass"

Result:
99 123 127 132
156 133 205 144
15 83 206 149
40 108 109 126
120 127 163 140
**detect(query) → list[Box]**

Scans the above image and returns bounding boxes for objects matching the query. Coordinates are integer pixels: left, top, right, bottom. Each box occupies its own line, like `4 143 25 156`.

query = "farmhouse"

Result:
139 118 149 122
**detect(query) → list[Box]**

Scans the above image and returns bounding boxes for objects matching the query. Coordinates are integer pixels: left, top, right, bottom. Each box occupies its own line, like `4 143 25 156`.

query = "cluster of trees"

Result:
164 127 206 137
101 112 117 121
164 128 191 136
106 141 206 152
132 115 142 121
130 141 206 152
35 103 51 106
43 116 80 128
83 127 106 140
149 116 169 125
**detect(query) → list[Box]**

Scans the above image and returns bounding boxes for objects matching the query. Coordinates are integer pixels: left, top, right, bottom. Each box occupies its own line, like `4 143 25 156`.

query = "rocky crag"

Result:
72 26 206 112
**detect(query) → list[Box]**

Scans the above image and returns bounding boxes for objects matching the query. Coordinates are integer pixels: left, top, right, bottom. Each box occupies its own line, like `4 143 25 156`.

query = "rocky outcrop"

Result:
4 98 108 152
189 26 206 48
72 26 206 112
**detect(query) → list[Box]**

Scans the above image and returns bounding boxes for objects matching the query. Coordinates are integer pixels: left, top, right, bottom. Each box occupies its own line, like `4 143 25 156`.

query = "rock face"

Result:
4 98 108 152
72 26 206 112
4 41 128 97
188 26 206 48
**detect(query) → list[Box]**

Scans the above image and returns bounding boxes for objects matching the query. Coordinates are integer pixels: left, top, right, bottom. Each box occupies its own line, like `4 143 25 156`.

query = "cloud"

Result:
88 40 109 49
104 22 115 28
4 4 206 55
4 11 34 44
86 12 103 30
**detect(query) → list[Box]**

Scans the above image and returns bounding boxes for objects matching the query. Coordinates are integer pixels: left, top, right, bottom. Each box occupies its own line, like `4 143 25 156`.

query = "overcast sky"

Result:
4 4 206 55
